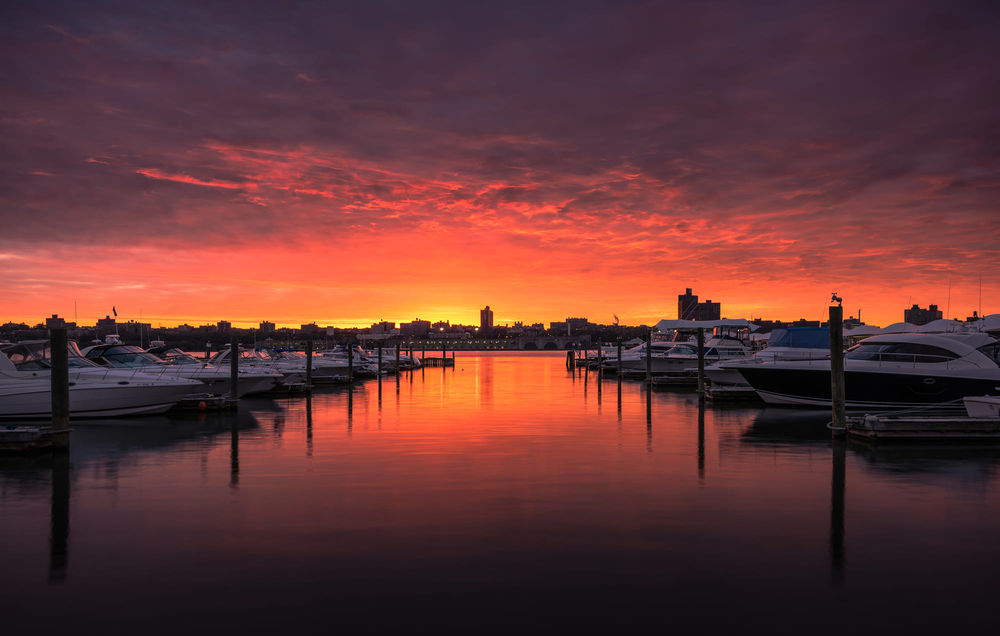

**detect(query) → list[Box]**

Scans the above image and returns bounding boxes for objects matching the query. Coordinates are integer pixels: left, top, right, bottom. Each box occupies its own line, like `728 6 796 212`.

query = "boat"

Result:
705 327 831 395
735 332 1000 409
0 341 204 419
964 396 1000 418
606 335 752 375
82 343 281 397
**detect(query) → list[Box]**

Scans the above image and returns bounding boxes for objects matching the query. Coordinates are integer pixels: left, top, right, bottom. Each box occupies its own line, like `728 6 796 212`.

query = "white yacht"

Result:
705 327 831 393
734 332 1000 409
0 341 203 419
81 343 281 396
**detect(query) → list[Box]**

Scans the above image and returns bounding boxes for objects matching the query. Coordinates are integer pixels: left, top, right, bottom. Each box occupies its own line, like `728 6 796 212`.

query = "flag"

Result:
113 306 117 317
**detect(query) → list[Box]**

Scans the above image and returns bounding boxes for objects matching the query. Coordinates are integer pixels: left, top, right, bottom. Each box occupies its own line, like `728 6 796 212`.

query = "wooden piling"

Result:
347 342 354 382
305 339 313 390
229 336 239 401
49 327 70 450
617 337 622 376
378 343 383 376
829 305 846 431
395 345 400 377
697 327 706 394
645 331 652 385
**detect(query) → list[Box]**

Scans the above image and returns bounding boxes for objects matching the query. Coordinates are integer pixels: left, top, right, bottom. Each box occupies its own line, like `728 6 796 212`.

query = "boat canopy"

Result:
767 327 829 349
655 319 757 331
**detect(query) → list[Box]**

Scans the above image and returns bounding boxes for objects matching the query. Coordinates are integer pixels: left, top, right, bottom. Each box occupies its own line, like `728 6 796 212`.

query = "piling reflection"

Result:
830 435 846 584
230 417 239 489
698 397 706 482
646 386 652 453
305 394 313 456
49 451 70 584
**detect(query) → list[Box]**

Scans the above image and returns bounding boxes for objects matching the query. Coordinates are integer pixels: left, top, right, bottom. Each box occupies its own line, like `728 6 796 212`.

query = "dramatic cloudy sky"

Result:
2 0 998 327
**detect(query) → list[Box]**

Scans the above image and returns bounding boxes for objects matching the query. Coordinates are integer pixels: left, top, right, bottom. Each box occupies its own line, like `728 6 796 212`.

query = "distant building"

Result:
677 288 721 321
259 321 275 334
370 321 396 334
480 306 494 330
96 315 117 334
300 322 322 337
566 317 589 334
549 321 568 334
45 314 67 330
904 304 942 326
400 319 431 337
217 320 232 332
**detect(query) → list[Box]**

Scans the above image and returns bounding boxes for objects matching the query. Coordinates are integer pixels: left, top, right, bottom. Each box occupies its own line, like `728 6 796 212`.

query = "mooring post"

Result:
645 331 652 385
697 327 706 395
395 345 400 377
378 343 383 376
49 327 70 450
229 336 239 402
305 339 313 390
347 341 354 383
442 342 446 365
617 336 622 376
829 305 846 431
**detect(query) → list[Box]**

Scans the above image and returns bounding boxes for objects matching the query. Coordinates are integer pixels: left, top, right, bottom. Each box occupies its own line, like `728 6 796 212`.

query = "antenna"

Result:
946 277 952 320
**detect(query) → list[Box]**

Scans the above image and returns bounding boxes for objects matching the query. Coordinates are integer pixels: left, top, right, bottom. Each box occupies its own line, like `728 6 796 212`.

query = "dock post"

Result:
617 337 622 376
442 343 446 365
305 339 313 390
229 336 239 402
645 331 652 385
829 305 846 431
347 341 354 383
395 345 400 377
49 327 70 450
378 343 383 375
697 328 706 395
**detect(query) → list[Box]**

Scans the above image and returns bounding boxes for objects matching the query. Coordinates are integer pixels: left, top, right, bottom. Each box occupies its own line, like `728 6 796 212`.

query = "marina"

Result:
3 351 1000 633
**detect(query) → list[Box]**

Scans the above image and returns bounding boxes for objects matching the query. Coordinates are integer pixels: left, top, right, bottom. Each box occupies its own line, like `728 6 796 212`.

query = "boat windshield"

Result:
87 345 166 367
1 341 103 370
666 344 698 355
152 348 204 365
846 342 960 363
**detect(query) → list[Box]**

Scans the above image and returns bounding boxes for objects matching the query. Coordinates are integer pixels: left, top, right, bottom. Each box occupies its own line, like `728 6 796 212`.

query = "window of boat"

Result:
976 342 1000 367
102 346 165 367
847 342 959 363
669 345 697 355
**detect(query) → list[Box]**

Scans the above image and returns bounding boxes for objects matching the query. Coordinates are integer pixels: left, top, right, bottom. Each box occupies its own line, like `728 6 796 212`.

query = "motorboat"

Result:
0 341 203 419
210 346 311 386
964 396 1000 418
734 332 1000 409
706 327 831 392
80 343 281 397
606 335 752 374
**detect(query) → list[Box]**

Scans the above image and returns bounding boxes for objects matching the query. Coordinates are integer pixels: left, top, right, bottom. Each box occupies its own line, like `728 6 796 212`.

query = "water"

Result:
3 352 1000 634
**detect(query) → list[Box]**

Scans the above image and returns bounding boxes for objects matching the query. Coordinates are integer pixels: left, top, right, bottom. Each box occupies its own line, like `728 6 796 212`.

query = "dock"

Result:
846 413 1000 441
0 425 57 453
421 357 454 367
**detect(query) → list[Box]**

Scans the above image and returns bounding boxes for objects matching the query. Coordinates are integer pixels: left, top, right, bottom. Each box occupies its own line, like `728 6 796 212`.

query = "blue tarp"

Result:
767 327 829 349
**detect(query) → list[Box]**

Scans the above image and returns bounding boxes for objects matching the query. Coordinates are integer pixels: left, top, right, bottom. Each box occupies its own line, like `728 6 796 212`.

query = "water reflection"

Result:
2 353 1000 633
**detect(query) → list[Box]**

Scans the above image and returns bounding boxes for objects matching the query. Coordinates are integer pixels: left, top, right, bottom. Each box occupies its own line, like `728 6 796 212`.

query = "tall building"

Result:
677 288 721 321
480 306 494 330
904 304 942 325
45 314 67 329
259 320 276 334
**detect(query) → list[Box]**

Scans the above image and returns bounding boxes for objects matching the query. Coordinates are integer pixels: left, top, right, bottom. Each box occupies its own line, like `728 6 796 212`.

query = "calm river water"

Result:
3 352 1000 634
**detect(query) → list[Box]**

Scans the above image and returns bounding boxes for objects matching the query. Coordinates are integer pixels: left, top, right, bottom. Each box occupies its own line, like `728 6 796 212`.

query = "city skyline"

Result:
2 1 997 331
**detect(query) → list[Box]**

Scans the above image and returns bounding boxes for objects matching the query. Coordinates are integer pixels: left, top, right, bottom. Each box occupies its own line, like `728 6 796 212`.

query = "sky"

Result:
2 0 998 329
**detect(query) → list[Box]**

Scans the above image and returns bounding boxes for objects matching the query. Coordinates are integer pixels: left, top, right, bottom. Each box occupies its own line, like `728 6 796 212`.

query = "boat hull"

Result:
737 366 1000 410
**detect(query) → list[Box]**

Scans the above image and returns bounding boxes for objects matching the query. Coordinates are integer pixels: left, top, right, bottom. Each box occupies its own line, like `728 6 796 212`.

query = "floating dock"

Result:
0 425 56 453
706 384 760 401
421 357 454 367
846 413 1000 441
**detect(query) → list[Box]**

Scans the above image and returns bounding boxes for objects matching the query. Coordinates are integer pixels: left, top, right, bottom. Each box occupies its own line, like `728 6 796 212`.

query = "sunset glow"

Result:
3 1 998 328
